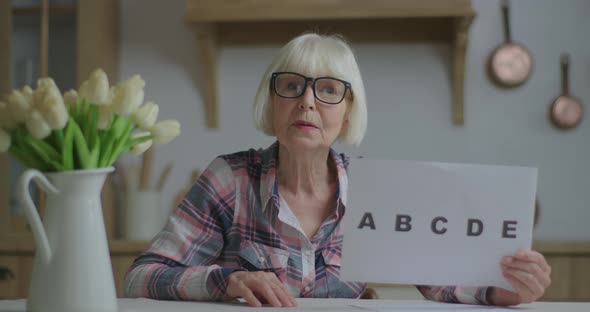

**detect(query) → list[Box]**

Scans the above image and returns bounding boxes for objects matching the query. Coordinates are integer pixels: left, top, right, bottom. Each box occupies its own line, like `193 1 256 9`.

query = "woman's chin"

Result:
280 136 331 151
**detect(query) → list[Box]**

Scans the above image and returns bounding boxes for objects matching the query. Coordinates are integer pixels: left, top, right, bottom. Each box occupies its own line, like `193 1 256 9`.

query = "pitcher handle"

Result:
18 169 59 265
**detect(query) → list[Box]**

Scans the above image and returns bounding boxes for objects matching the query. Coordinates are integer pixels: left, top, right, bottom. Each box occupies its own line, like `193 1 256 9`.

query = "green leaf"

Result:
54 128 65 151
10 145 41 169
71 118 91 169
24 137 59 171
125 133 153 149
106 119 134 166
89 105 98 149
87 139 100 169
12 128 51 171
24 135 61 163
62 119 75 170
99 132 115 167
111 115 128 139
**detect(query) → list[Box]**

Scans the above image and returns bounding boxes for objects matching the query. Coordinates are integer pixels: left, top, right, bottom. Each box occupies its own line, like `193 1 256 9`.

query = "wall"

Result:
118 0 590 240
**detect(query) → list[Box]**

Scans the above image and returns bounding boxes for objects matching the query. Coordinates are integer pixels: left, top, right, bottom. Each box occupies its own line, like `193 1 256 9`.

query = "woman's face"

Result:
271 72 350 151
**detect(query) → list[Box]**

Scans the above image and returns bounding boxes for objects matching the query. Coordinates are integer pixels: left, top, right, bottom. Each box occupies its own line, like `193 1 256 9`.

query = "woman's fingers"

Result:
237 280 262 307
501 257 551 288
270 273 297 306
256 282 283 307
276 280 297 307
227 271 295 307
503 273 533 303
513 250 551 273
284 284 298 306
268 282 294 307
503 269 544 303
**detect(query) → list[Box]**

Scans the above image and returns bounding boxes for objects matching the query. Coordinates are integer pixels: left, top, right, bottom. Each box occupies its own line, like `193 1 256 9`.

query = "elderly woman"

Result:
124 33 551 307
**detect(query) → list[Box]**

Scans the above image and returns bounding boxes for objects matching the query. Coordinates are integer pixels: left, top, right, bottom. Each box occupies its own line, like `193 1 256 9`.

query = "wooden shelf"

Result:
533 241 590 256
185 0 476 128
12 4 77 15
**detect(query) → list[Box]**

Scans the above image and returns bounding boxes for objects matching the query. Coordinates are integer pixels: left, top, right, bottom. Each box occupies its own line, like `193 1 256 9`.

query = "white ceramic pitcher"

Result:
18 167 118 312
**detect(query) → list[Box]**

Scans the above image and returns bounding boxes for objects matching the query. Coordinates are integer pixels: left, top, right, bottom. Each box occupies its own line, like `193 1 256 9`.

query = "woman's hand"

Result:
490 249 552 306
226 271 297 307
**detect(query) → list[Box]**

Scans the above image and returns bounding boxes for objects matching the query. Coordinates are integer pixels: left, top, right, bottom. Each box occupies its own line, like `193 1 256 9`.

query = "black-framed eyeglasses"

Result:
270 72 353 105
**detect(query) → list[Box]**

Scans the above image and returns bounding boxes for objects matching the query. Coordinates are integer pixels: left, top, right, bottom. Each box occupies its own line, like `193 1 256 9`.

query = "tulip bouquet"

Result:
0 69 181 172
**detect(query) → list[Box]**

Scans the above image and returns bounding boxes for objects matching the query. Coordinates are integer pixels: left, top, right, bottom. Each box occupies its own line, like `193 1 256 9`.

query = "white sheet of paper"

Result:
341 158 538 290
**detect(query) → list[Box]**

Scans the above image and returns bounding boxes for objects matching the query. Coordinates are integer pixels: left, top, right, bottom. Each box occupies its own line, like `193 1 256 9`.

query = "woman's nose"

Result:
299 84 316 110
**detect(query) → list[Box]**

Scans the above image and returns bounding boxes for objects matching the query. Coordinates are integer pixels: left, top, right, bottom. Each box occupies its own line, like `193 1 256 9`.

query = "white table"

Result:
0 298 589 312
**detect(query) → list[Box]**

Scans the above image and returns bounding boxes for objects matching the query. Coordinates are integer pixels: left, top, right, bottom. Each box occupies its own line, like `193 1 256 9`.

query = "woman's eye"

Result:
287 83 299 90
321 87 336 94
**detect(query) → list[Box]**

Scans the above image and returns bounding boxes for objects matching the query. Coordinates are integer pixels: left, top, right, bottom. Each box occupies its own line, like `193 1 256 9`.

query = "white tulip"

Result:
131 132 153 155
63 89 79 107
111 75 145 116
26 110 52 139
0 101 17 130
6 89 33 123
38 94 68 130
21 86 34 104
131 132 154 155
131 140 153 155
34 78 61 101
78 68 110 105
133 101 159 129
98 105 113 130
0 128 10 153
37 77 59 91
33 78 62 114
151 120 181 144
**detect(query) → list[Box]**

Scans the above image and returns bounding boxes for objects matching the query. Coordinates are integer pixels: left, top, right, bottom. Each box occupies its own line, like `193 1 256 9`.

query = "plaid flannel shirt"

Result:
124 142 490 304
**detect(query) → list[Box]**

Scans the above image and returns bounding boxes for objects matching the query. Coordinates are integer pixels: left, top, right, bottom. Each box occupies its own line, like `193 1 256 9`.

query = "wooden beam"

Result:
0 0 11 238
193 23 218 129
451 15 473 126
186 0 474 22
0 1 10 95
217 18 452 46
40 0 49 77
77 0 120 85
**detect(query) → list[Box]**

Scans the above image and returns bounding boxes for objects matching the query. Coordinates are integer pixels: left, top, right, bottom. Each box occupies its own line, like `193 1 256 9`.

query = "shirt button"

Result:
304 286 311 292
258 256 265 262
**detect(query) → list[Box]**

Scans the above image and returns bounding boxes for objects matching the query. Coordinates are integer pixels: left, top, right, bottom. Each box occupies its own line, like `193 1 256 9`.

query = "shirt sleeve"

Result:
416 285 491 305
123 157 243 301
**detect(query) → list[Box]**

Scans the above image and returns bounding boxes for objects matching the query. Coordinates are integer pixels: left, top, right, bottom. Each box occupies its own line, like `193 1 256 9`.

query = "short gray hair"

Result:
253 33 367 146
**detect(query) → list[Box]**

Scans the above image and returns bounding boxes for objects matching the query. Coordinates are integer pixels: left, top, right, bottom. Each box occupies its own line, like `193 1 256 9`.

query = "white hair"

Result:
253 33 367 146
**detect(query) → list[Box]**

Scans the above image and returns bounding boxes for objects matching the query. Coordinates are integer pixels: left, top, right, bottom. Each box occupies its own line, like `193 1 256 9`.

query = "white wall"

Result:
120 0 590 241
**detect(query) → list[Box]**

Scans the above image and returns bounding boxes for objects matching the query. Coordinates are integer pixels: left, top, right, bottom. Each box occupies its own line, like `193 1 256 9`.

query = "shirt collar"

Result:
260 141 349 216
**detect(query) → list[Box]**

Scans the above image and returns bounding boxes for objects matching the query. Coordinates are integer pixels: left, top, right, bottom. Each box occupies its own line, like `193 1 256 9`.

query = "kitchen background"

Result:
2 0 589 301
117 0 589 240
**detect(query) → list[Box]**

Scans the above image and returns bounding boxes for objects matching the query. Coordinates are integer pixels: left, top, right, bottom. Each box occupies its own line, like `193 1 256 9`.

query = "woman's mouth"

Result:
292 120 319 130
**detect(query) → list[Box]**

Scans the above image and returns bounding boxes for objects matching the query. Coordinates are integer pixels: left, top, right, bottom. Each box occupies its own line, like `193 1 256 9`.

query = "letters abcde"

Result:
357 213 518 239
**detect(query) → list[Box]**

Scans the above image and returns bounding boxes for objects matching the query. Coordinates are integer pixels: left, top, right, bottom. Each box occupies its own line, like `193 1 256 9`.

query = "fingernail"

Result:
501 257 511 264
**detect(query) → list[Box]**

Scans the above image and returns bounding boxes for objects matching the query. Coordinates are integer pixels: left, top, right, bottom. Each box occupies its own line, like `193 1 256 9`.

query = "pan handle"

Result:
501 0 512 43
561 53 570 95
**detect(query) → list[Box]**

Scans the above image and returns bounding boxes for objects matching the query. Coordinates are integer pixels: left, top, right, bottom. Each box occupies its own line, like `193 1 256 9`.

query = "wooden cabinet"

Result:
0 239 149 299
535 242 590 302
0 256 20 299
